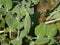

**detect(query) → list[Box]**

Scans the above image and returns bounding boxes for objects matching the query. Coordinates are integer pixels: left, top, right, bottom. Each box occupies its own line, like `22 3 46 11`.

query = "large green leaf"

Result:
20 30 28 39
2 0 12 11
5 12 17 27
35 23 46 37
5 12 23 30
35 37 49 44
24 13 31 34
46 24 57 37
21 13 31 38
12 4 26 19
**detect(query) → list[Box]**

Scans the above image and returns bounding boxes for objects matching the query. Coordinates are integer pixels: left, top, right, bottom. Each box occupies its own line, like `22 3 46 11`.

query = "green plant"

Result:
0 0 60 45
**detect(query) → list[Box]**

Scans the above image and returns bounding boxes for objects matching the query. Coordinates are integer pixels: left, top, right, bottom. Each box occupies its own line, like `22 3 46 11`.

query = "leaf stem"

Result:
45 18 60 24
17 29 20 38
9 30 11 39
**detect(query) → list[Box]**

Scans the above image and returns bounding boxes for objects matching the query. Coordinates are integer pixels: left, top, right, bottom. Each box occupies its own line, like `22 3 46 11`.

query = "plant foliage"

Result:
0 0 60 45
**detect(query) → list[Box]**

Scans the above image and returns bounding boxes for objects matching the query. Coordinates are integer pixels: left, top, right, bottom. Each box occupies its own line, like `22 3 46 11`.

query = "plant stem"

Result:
9 30 11 39
17 30 19 37
0 31 4 33
45 18 60 24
